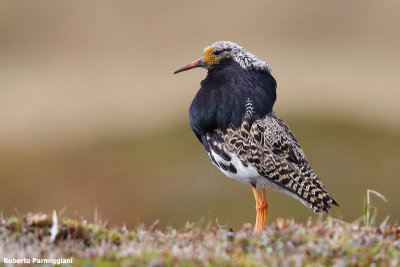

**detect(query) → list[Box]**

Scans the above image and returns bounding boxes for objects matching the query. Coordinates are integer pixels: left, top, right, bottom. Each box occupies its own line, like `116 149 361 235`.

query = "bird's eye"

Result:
212 50 222 56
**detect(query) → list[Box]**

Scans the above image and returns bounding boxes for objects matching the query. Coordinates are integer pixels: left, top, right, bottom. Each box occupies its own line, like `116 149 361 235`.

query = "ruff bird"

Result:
174 41 338 231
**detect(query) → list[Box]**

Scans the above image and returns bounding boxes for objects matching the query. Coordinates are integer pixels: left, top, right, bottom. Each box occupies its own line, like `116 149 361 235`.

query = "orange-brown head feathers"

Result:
174 41 272 74
203 46 220 66
201 41 272 73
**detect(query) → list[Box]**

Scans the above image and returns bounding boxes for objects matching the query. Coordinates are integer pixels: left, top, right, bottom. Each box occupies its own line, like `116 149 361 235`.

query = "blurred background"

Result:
1 0 399 228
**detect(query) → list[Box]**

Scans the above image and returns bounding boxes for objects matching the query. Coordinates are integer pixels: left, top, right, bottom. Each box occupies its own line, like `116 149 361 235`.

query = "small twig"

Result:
149 220 160 234
379 215 390 233
367 189 388 204
366 189 388 227
215 218 228 230
59 206 67 217
50 210 58 242
94 207 98 226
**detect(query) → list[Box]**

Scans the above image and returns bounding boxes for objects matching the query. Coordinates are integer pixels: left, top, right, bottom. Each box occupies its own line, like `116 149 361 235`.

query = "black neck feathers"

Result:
189 59 277 137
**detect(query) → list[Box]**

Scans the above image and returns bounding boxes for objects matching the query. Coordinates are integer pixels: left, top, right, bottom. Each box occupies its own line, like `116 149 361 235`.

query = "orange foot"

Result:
252 186 269 232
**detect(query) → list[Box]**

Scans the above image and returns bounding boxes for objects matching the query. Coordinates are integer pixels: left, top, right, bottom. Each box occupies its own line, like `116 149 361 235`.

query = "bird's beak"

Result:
174 57 205 74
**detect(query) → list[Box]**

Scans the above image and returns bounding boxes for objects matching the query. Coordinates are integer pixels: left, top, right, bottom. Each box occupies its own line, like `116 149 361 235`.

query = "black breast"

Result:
189 59 277 139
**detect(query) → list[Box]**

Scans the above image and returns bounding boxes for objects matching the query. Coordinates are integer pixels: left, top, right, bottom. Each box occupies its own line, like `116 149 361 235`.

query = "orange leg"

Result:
252 186 269 232
252 186 261 231
261 187 268 227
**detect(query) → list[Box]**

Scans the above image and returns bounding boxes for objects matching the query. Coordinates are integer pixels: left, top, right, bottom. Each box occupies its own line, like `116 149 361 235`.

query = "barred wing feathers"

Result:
202 111 338 213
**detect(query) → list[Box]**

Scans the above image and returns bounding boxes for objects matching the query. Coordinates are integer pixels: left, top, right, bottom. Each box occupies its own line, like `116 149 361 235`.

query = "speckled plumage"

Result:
202 111 338 213
184 41 338 214
203 41 272 73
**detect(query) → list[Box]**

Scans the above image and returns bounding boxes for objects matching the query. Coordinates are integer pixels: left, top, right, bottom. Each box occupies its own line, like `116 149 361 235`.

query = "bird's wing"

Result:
204 111 338 213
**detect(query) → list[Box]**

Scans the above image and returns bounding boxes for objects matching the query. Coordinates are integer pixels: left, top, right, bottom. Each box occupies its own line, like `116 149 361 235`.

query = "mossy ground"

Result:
0 212 399 266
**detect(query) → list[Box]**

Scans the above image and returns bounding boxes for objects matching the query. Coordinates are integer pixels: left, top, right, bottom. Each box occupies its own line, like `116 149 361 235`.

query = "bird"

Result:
174 41 338 232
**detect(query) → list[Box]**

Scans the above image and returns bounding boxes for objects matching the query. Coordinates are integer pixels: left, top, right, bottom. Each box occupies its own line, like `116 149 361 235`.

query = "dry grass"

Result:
1 211 399 266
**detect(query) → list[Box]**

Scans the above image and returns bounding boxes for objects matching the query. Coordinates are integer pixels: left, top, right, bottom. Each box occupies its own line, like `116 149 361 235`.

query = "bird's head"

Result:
174 41 272 74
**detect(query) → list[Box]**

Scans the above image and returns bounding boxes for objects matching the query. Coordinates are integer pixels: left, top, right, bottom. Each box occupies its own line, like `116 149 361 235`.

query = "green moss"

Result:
0 212 399 266
5 217 21 231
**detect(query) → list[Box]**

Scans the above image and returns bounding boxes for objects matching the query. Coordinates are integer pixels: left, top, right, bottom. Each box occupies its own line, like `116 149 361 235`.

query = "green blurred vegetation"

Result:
1 117 399 228
1 212 399 266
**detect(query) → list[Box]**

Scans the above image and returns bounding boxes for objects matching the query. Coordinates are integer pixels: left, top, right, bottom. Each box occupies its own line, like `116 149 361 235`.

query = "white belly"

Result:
208 148 260 184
